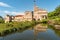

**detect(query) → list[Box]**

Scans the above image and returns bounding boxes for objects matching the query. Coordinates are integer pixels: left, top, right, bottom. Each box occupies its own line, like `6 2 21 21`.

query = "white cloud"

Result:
0 2 11 7
0 10 24 15
11 12 24 15
4 11 11 14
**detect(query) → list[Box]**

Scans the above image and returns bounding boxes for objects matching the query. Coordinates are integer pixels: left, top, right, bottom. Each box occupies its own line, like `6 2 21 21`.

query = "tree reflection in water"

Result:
54 30 60 37
48 25 60 37
51 28 60 37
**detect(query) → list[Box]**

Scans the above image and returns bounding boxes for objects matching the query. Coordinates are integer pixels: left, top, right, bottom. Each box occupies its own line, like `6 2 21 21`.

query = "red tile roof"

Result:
15 15 24 17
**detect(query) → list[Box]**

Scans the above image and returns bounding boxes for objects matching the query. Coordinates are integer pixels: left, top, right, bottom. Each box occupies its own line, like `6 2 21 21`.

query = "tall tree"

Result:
0 16 4 23
48 5 60 19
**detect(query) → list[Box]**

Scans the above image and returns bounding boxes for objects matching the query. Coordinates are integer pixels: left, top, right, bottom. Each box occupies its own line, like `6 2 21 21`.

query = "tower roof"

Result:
34 0 39 11
15 15 24 17
33 0 47 12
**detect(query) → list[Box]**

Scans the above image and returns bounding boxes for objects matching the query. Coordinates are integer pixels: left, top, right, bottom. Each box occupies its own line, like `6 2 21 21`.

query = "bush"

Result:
0 19 4 23
6 23 13 27
53 18 60 25
41 19 47 24
0 21 39 36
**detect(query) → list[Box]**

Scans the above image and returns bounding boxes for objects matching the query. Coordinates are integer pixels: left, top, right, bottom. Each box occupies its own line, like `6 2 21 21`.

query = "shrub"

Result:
41 19 47 24
6 23 13 27
0 19 4 23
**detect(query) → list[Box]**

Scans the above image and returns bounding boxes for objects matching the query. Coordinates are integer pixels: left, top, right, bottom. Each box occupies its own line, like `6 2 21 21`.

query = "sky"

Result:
0 0 60 17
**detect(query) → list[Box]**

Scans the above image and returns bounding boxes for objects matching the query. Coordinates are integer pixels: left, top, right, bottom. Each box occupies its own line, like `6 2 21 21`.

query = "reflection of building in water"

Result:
4 0 47 23
34 29 47 40
34 30 38 40
34 24 47 40
34 24 47 32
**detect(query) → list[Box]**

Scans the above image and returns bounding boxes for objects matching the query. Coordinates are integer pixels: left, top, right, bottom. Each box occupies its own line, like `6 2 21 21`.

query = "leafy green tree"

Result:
48 5 60 19
0 16 4 23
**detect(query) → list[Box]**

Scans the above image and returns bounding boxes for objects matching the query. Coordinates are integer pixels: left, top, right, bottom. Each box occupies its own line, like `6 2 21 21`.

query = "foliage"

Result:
0 21 39 36
48 5 60 19
40 19 47 24
48 5 60 25
0 16 4 23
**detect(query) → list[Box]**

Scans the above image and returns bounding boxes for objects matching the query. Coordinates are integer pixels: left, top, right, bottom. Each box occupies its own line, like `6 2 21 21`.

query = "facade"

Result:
33 6 47 20
24 11 33 21
14 15 24 22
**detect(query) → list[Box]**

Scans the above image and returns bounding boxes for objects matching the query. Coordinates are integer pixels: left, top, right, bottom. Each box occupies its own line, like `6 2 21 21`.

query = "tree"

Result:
0 16 4 23
48 5 60 19
54 5 60 16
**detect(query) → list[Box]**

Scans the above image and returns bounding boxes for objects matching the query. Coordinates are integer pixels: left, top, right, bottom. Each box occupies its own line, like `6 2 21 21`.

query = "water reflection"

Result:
54 30 60 37
48 25 60 37
0 24 60 40
34 24 47 40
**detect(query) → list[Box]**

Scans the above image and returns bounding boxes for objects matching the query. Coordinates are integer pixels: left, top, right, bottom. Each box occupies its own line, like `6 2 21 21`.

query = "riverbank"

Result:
0 21 40 36
48 19 60 30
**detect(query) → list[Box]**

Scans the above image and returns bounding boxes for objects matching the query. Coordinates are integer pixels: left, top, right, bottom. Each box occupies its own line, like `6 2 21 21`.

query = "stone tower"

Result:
34 0 39 12
33 0 47 21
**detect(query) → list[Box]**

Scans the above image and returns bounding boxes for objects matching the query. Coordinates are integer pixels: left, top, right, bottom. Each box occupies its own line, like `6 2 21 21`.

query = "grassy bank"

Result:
0 21 39 36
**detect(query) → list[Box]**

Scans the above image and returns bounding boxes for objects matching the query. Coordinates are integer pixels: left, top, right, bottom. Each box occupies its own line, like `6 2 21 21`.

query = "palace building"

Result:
4 0 47 23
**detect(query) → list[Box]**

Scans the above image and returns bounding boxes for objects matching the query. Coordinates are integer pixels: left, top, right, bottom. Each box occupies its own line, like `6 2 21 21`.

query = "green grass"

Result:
0 21 39 36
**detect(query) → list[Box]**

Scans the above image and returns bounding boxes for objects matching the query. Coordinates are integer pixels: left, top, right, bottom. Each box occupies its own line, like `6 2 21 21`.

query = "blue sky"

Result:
0 0 60 17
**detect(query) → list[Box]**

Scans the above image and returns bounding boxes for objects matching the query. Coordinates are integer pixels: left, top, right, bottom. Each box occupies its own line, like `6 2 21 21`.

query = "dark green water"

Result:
0 27 60 40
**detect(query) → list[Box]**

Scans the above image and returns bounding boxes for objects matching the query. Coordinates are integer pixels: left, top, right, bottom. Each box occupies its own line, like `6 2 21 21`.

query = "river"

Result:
0 25 60 40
